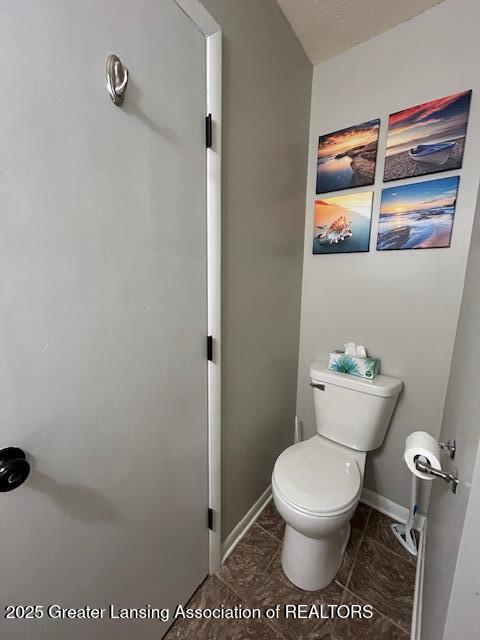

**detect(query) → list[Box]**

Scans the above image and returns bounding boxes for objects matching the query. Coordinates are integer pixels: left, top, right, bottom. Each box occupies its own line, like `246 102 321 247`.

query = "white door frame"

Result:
174 0 222 574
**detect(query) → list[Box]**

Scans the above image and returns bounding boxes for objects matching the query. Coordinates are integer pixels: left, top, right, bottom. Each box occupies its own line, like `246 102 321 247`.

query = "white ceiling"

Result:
277 0 445 64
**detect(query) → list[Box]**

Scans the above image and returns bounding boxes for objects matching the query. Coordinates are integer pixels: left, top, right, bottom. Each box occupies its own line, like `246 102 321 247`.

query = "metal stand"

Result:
415 458 459 494
391 470 418 557
391 437 458 557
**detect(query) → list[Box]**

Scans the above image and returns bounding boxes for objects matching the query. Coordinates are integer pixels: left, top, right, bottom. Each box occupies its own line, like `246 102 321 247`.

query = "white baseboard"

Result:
221 485 272 563
221 484 426 640
222 486 424 564
361 489 426 640
361 488 426 531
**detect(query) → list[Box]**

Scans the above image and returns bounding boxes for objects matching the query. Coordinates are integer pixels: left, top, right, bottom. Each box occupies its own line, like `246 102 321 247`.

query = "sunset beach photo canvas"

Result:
383 90 471 182
313 191 373 254
316 119 380 194
377 176 459 251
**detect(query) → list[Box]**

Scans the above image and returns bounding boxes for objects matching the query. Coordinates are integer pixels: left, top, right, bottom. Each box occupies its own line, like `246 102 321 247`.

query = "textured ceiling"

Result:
277 0 445 64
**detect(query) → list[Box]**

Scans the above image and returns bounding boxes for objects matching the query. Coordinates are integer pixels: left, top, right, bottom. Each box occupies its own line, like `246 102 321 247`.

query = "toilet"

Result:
272 360 403 591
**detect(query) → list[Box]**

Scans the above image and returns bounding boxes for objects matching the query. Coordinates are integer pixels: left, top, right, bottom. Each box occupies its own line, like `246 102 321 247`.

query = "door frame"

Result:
175 0 222 574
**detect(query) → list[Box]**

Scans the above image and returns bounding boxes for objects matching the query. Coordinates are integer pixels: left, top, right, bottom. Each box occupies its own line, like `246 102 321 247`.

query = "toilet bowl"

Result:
272 361 403 591
272 435 365 591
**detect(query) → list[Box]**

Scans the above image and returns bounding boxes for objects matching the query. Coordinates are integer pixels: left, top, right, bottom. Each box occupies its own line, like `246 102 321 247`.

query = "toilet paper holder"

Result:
438 438 456 459
414 437 458 494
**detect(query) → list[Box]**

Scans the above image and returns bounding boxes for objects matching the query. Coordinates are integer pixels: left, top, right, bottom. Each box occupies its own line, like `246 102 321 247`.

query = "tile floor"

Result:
165 502 416 640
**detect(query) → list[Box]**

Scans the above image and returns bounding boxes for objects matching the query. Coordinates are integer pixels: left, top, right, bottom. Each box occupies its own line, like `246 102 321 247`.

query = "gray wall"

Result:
422 179 480 639
442 445 480 640
296 0 480 509
200 0 312 540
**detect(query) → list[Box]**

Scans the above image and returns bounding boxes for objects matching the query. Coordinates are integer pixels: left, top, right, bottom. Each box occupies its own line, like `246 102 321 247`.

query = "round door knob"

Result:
0 447 30 492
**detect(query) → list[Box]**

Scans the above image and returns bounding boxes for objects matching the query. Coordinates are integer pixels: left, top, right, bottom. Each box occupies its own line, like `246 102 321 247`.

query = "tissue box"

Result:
328 351 380 380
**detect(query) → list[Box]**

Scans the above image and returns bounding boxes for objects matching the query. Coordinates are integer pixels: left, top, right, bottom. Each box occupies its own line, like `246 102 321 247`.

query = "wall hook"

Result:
106 54 129 106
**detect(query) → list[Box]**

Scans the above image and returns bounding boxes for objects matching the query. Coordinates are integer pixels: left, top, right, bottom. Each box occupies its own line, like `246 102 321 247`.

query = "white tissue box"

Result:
328 351 380 380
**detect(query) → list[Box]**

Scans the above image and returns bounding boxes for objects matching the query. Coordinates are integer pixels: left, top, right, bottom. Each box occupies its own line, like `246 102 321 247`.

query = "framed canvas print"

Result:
316 119 380 194
377 175 459 251
313 191 373 255
383 90 471 182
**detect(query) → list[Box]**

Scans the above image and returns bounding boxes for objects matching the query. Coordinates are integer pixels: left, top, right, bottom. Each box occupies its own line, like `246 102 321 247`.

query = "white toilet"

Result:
272 360 402 591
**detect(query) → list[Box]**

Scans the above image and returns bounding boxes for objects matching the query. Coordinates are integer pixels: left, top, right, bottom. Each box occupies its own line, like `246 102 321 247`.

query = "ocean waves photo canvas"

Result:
316 119 380 194
377 176 459 251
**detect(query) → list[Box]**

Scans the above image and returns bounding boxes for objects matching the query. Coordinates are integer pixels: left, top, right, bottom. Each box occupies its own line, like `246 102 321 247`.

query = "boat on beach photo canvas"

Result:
316 119 380 194
377 176 459 251
313 191 373 254
383 90 471 182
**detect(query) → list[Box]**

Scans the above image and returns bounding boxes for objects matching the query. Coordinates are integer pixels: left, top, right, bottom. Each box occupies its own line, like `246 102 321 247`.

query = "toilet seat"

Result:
272 436 362 517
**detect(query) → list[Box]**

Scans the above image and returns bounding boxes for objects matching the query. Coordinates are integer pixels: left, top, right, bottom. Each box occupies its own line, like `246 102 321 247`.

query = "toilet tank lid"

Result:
310 361 403 398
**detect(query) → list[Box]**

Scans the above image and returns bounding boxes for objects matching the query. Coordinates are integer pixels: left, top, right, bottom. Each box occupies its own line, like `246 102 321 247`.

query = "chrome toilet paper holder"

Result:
438 438 456 459
414 438 458 494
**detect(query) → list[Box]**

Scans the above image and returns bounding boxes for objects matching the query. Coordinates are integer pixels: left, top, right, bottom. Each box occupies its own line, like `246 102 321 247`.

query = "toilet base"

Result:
281 522 350 591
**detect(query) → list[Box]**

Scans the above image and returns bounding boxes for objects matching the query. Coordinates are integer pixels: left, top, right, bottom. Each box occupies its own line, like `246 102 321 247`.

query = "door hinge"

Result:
208 507 214 530
207 335 213 361
205 114 212 149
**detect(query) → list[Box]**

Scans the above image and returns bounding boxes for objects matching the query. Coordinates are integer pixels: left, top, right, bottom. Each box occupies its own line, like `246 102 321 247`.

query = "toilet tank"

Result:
310 361 403 451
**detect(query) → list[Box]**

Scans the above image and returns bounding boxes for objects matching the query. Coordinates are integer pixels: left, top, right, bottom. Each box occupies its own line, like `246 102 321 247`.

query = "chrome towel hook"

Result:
106 54 129 106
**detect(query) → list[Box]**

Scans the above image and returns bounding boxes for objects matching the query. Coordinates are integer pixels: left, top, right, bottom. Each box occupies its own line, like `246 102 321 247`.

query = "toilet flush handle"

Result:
310 383 325 391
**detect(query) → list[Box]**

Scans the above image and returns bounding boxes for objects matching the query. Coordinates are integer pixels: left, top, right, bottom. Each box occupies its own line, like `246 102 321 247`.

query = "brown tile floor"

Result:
165 502 416 640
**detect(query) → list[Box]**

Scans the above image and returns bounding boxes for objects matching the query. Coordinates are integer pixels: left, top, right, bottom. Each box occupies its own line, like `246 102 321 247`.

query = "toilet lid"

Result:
273 437 362 516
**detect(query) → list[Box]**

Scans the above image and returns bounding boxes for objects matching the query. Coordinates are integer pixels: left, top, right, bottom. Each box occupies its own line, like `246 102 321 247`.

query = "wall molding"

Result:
361 488 426 531
175 0 223 575
221 486 272 563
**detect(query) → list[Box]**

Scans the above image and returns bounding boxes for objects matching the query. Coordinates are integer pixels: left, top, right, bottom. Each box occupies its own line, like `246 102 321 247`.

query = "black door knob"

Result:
0 447 30 492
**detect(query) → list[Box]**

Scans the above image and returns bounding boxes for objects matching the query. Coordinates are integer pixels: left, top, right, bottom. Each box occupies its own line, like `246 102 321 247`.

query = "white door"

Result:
0 2 208 638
